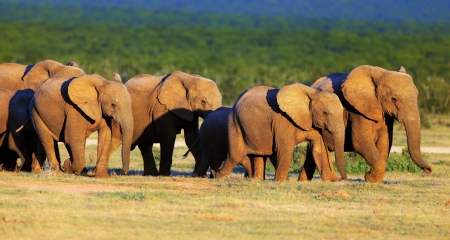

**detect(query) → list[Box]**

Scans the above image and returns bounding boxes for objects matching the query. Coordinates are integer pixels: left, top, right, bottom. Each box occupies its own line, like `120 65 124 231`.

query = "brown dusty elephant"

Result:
30 74 133 177
0 59 85 91
300 65 432 183
0 88 45 172
189 106 274 179
123 71 222 176
216 83 347 181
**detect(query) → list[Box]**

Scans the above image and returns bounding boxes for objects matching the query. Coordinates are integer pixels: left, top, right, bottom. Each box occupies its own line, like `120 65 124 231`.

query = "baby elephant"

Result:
0 88 45 172
190 106 274 179
216 83 347 181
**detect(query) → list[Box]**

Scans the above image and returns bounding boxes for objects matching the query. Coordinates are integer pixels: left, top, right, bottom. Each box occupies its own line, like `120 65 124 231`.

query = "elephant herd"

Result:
0 59 432 183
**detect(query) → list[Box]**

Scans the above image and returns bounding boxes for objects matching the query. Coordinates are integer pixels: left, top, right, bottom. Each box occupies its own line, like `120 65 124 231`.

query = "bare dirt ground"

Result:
0 179 136 194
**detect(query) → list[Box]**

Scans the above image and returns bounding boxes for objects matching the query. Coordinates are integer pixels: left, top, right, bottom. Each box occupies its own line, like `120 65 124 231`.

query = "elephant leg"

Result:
139 144 158 176
192 154 210 177
354 139 386 184
32 112 61 172
253 156 265 180
216 157 239 178
94 122 112 178
241 155 254 178
63 139 87 175
158 136 177 176
31 143 45 173
54 140 61 165
274 147 295 181
299 144 317 181
306 131 339 181
41 135 61 172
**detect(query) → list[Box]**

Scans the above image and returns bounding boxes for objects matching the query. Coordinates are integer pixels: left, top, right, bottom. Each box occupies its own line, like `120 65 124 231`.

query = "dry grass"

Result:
1 144 450 239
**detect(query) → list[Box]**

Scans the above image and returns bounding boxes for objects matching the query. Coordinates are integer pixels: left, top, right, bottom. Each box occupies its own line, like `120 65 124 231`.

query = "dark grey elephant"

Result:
0 88 45 172
300 65 432 183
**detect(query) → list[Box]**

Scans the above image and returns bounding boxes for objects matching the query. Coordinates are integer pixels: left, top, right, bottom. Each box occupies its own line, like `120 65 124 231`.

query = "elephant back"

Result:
0 63 28 90
125 74 165 94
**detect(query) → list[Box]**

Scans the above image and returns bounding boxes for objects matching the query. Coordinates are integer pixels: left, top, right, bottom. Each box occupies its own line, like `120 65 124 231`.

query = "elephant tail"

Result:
182 137 200 159
14 118 31 135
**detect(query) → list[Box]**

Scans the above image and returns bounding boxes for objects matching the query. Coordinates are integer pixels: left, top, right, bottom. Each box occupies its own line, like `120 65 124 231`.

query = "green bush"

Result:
385 148 422 173
153 148 161 166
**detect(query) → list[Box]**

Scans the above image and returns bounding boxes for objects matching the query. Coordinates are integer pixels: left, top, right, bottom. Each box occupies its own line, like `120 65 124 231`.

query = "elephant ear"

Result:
341 65 383 122
157 72 193 122
67 75 103 121
277 83 314 131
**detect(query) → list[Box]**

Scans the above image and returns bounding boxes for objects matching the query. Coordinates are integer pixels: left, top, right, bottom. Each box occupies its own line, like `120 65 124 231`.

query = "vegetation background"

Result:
0 0 449 113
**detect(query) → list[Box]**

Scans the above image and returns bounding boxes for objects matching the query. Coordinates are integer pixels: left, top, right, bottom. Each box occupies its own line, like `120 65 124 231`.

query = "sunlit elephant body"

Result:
190 107 272 179
217 84 347 181
124 71 222 176
30 74 133 177
0 89 45 172
301 65 432 183
0 59 84 91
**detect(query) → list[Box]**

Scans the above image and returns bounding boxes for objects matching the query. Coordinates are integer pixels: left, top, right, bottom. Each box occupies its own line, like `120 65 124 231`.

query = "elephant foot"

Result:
364 171 384 183
191 172 206 178
298 168 309 181
63 158 88 175
63 159 73 173
94 169 110 178
158 172 171 177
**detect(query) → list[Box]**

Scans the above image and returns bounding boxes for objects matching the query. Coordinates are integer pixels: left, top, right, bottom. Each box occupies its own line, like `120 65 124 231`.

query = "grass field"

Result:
1 117 450 239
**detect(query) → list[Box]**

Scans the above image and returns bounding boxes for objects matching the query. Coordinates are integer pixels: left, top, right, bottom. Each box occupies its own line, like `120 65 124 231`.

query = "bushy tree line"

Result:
1 21 449 112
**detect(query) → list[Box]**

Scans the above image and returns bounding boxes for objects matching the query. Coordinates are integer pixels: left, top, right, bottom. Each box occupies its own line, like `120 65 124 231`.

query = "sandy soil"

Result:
0 179 136 194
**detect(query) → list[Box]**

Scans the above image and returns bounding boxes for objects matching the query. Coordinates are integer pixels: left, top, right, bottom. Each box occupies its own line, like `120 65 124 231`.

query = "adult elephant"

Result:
30 73 133 177
300 65 432 183
216 83 347 181
189 106 274 179
124 71 222 176
0 59 84 90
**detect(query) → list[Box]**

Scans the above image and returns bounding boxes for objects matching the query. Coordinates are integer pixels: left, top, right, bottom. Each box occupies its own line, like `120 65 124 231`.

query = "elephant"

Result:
0 88 45 172
30 73 133 177
216 83 347 181
123 71 222 176
0 59 85 91
300 65 432 183
189 106 275 179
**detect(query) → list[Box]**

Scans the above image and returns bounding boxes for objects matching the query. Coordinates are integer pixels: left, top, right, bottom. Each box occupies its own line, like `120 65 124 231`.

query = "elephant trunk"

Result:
403 109 432 174
332 125 347 180
118 113 133 175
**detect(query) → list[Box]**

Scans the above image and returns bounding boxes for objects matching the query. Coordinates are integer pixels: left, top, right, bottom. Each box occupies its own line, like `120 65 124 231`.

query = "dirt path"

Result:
82 139 450 154
0 179 136 194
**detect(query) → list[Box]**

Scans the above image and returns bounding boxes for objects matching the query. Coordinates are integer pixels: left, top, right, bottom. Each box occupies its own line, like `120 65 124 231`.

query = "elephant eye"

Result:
201 100 207 106
391 97 397 103
323 111 328 116
111 103 116 108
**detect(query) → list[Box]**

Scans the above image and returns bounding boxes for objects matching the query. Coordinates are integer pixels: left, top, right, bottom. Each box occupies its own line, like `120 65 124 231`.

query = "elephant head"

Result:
341 65 432 174
277 83 346 179
23 59 85 90
66 74 133 174
157 71 222 121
